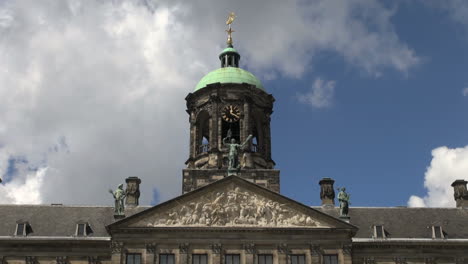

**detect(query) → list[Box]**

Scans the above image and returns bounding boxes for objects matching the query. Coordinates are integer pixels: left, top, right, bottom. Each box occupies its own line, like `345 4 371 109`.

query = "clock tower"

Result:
182 21 279 193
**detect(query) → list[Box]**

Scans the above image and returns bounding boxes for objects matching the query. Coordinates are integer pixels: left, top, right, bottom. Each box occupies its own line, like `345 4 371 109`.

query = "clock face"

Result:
222 105 241 123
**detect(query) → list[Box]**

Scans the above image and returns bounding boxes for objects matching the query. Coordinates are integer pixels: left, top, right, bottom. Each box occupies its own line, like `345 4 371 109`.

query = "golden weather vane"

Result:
226 12 236 46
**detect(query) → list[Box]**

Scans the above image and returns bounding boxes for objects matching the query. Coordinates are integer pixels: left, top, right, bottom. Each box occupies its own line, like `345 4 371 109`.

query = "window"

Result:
76 222 92 236
323 255 338 264
160 254 175 264
258 254 273 264
77 223 86 236
15 222 30 236
225 254 240 264
126 253 141 264
374 225 385 238
16 223 25 236
291 255 306 264
432 225 444 239
192 254 207 264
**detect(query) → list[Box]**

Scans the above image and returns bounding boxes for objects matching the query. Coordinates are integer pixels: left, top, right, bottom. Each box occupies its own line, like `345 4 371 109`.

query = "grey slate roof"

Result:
1 203 468 239
317 206 468 239
0 205 149 237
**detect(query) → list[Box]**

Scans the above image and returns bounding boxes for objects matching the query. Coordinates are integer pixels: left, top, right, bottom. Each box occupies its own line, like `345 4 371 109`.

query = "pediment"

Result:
110 176 355 230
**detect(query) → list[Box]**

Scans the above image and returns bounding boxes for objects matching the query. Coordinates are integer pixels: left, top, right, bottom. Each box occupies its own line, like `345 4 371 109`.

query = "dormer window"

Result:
76 222 92 236
374 225 386 238
15 221 31 236
432 225 445 239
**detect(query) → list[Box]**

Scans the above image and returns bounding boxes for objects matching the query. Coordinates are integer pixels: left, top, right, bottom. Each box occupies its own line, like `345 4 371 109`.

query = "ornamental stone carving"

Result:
243 243 256 254
25 257 37 264
424 258 435 264
211 243 222 254
179 243 189 254
138 185 325 228
146 243 156 254
342 244 352 255
310 245 321 256
394 257 407 264
111 241 123 254
56 257 67 264
88 257 100 264
277 243 289 254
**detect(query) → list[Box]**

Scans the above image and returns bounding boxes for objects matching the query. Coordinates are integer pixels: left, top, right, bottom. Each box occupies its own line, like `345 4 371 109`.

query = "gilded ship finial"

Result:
226 12 236 46
226 12 236 25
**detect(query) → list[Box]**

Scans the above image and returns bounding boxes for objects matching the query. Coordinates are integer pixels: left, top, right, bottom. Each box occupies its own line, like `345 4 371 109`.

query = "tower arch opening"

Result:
196 110 210 154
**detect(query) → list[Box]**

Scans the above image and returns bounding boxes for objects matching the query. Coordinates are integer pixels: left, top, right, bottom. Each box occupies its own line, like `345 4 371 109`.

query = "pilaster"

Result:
179 243 189 264
146 243 156 264
310 245 321 264
243 243 255 264
111 241 123 264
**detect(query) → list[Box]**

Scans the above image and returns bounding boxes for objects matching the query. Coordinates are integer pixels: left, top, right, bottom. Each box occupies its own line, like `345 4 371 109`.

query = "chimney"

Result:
451 179 468 208
319 178 335 207
125 176 141 207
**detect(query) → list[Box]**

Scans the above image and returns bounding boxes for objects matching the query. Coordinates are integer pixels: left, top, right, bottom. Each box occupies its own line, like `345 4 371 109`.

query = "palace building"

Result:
1 17 468 264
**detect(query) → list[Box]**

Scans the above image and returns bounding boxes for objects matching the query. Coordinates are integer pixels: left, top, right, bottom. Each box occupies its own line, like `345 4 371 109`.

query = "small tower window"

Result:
432 225 445 239
374 225 386 238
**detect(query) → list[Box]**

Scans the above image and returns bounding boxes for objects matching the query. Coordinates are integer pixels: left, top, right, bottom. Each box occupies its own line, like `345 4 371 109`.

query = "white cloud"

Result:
0 168 47 204
297 78 336 108
0 0 419 205
463 87 468 96
408 146 468 207
431 0 468 29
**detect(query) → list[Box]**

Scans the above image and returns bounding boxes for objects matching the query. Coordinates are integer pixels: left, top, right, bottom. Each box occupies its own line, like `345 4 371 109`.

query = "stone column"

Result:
451 179 468 208
125 176 141 207
242 99 251 143
319 178 335 207
189 111 196 162
242 99 253 168
209 95 219 168
264 116 272 161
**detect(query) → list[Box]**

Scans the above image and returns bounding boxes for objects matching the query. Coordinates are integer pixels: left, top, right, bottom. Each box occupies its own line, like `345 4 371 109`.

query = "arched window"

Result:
251 111 264 153
196 111 210 154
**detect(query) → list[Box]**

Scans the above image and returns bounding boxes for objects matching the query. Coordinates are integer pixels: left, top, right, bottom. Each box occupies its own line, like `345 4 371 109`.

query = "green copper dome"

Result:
194 44 264 92
220 47 238 54
195 67 264 91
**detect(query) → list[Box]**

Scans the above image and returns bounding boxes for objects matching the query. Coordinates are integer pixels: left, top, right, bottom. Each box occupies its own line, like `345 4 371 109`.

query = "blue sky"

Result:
269 2 468 206
0 0 467 207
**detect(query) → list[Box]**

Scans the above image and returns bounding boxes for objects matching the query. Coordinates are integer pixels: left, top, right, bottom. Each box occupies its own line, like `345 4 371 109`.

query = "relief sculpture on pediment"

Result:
142 186 324 227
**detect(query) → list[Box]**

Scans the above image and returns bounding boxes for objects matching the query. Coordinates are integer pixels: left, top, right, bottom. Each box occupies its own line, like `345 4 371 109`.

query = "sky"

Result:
0 0 468 208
